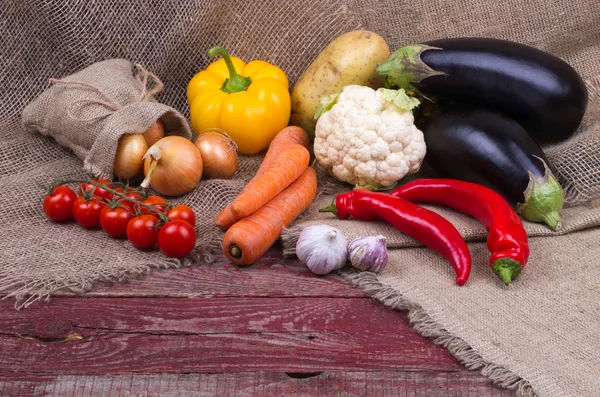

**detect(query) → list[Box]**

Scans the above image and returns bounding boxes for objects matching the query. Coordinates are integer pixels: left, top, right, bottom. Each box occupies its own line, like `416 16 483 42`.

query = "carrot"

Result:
254 126 310 175
223 167 317 265
216 126 310 230
230 144 310 218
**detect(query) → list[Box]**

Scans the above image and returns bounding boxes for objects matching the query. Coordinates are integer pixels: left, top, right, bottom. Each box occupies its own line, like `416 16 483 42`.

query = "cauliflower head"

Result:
314 85 426 190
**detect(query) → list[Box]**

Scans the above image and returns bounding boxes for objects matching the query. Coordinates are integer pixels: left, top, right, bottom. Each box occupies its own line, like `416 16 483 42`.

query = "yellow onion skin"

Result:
142 136 203 196
194 129 238 179
143 119 165 147
113 133 148 181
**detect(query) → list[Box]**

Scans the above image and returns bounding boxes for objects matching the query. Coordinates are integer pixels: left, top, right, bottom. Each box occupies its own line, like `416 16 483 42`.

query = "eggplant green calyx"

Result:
319 200 338 217
516 157 564 231
376 44 446 92
492 257 522 286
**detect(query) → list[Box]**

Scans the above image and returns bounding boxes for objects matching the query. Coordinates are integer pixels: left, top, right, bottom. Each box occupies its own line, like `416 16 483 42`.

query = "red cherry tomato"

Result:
141 195 168 214
100 205 135 238
42 185 77 222
166 204 196 227
127 215 160 249
80 179 113 201
72 196 105 229
158 220 196 258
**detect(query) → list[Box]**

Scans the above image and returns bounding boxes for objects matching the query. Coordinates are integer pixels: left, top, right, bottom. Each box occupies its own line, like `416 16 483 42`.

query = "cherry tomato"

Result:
166 204 196 227
100 205 135 238
141 195 168 214
42 185 77 222
158 220 196 258
113 187 144 212
127 214 160 249
80 179 113 201
72 196 105 229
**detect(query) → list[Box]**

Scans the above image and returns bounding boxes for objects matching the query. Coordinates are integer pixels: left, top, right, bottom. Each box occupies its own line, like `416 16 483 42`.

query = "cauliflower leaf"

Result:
314 92 341 121
378 88 420 111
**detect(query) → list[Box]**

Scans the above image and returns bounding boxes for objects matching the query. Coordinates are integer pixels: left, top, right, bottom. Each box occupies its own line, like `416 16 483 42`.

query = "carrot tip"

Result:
228 244 243 259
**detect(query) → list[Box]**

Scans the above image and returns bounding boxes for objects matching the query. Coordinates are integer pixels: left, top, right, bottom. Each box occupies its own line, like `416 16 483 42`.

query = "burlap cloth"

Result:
1 1 599 396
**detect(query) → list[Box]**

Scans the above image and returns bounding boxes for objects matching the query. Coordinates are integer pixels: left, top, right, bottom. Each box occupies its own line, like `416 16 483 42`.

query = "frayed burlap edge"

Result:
340 268 537 397
0 236 221 311
282 228 536 396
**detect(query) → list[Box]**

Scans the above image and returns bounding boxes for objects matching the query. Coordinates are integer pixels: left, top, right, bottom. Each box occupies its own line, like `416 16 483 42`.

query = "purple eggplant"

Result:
418 103 564 230
377 37 588 143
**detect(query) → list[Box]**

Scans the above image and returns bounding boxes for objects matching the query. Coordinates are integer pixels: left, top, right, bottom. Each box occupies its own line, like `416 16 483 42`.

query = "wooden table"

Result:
0 248 515 396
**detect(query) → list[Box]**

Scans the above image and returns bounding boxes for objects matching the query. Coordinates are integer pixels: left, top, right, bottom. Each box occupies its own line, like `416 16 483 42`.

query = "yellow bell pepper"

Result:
187 47 291 155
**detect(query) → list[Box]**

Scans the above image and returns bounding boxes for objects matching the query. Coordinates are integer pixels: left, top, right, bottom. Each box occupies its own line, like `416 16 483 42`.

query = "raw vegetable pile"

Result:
40 30 589 287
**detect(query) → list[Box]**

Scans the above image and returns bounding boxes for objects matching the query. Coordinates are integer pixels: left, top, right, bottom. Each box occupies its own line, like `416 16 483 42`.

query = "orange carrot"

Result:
254 126 310 176
230 144 310 218
223 167 317 265
216 126 310 230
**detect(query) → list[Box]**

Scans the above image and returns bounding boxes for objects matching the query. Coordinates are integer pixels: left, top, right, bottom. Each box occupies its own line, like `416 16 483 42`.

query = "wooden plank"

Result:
51 249 365 298
0 297 464 374
0 372 516 396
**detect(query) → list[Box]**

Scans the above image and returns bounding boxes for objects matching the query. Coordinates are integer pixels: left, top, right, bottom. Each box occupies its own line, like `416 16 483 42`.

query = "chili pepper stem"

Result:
492 257 522 286
318 200 338 216
208 46 252 94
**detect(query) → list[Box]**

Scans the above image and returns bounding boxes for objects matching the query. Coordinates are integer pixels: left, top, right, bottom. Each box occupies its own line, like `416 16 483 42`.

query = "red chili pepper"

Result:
320 189 472 286
391 179 529 285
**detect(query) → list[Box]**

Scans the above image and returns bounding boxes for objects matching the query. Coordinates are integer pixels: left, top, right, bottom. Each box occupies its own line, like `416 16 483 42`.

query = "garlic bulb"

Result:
296 225 348 275
348 235 388 273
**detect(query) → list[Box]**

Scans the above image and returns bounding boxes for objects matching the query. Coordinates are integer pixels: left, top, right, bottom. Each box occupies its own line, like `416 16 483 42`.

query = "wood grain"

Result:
0 297 463 374
52 250 364 298
0 372 516 396
0 248 516 395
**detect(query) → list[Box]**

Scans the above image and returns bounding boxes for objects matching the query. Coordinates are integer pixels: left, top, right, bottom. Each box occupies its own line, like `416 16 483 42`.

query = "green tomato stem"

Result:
48 177 169 222
208 46 252 94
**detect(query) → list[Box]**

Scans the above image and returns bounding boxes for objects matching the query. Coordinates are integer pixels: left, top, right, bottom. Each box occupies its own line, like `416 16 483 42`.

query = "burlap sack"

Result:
1 0 600 396
21 59 192 178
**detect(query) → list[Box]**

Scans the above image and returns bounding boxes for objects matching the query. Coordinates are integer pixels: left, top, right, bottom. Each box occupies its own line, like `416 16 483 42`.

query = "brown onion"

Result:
113 133 148 180
141 136 203 196
143 119 165 147
194 129 238 179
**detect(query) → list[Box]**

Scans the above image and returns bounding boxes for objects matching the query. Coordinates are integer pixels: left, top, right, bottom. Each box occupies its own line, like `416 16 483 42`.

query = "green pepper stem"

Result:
491 257 523 286
208 46 252 93
318 200 338 217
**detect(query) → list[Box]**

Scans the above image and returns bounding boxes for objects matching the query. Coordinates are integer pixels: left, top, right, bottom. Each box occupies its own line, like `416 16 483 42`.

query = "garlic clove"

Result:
348 235 388 273
296 225 348 275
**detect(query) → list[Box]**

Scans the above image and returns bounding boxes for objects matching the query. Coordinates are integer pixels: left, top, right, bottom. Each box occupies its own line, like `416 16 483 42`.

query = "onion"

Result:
143 119 165 147
113 133 148 180
141 136 203 196
194 128 238 179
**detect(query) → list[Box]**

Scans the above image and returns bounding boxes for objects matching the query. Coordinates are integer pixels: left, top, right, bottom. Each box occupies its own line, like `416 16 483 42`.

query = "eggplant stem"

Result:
517 158 564 231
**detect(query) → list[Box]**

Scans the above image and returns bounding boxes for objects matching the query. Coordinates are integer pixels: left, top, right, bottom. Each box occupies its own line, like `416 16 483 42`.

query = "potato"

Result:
290 30 390 138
